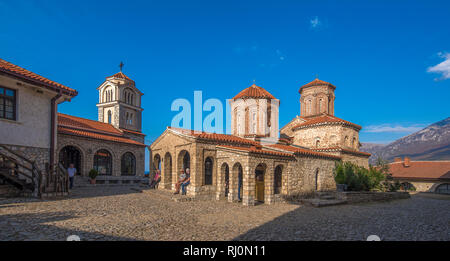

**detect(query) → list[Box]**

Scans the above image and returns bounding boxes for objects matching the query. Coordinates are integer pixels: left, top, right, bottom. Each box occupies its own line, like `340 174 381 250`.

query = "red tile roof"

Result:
121 129 146 136
389 161 450 180
58 113 145 146
311 147 371 157
267 144 342 160
292 115 362 130
0 58 77 96
169 127 260 146
107 71 134 82
218 145 294 158
233 84 276 100
299 78 336 93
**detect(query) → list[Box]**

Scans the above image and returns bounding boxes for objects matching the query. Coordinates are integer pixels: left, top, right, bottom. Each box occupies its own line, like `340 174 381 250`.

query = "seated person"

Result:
174 169 186 194
180 168 191 195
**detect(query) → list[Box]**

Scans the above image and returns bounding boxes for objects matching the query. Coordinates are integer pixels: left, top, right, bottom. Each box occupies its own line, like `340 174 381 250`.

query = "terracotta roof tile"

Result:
121 128 146 136
389 161 450 180
0 58 77 96
299 78 336 93
107 71 134 82
57 113 145 146
292 115 362 130
218 145 294 158
58 113 123 135
169 127 260 146
233 84 276 100
58 127 145 146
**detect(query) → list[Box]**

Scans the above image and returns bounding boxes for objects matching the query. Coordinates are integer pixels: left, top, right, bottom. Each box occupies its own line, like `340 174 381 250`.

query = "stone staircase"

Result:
301 191 348 207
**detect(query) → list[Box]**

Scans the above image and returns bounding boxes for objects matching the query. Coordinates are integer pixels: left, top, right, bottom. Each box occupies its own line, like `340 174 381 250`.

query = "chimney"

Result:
403 157 410 167
394 157 402 163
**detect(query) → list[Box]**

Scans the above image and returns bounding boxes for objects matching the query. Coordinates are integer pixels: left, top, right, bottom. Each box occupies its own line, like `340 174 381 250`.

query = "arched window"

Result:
352 137 357 149
94 149 112 176
316 139 320 148
121 152 136 176
344 136 349 146
107 110 112 124
319 98 323 113
204 157 213 185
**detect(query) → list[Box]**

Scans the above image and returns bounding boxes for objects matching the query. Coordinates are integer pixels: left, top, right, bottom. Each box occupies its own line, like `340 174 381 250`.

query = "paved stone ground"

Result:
0 186 449 241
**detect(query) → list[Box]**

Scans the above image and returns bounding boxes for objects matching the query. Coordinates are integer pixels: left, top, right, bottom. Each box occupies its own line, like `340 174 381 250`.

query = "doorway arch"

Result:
255 163 266 202
221 163 230 197
178 150 190 173
59 145 82 175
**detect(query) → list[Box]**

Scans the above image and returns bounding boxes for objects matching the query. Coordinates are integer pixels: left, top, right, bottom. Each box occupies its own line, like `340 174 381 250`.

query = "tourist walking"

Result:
67 163 76 190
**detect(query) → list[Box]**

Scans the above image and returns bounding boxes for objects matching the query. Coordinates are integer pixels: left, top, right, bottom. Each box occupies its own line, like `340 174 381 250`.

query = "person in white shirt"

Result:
67 163 77 189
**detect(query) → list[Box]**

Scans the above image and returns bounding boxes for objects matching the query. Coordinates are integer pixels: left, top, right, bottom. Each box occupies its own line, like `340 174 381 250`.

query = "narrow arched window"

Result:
121 152 136 176
107 110 112 124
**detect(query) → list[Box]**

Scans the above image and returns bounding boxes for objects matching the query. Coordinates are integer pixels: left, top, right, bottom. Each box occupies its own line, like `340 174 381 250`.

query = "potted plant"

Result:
89 169 98 184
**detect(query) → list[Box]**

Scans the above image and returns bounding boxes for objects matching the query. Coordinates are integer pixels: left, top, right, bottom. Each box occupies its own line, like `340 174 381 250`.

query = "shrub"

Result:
89 169 98 180
334 161 389 191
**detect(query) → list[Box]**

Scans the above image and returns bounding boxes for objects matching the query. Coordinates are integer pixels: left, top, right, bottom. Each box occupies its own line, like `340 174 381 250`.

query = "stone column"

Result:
265 165 275 205
215 162 224 200
242 164 255 206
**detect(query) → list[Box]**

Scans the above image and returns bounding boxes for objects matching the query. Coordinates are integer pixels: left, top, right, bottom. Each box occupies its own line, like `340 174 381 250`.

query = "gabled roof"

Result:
233 84 276 100
389 160 450 180
57 113 145 146
106 71 134 82
292 114 362 130
0 58 77 96
299 78 336 93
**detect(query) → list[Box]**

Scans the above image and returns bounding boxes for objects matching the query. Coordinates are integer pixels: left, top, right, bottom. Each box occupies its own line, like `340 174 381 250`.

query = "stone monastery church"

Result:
151 79 370 206
0 57 369 201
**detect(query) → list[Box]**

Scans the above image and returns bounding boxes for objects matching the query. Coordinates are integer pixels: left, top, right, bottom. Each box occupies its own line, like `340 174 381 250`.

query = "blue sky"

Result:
1 0 449 148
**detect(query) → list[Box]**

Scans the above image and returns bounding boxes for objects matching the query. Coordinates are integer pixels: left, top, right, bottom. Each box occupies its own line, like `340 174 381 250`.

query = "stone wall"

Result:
2 144 49 172
292 124 360 150
338 191 410 204
289 156 336 194
57 134 145 177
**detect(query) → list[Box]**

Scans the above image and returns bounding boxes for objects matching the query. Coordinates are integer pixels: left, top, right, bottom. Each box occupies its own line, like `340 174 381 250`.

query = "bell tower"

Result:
96 63 144 132
299 78 335 118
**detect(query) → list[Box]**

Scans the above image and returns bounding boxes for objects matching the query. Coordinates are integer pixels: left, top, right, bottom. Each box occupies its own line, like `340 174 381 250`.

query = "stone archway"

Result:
230 162 243 202
178 150 190 173
59 145 83 176
220 163 230 198
204 157 213 185
153 154 161 173
94 149 113 176
255 163 266 202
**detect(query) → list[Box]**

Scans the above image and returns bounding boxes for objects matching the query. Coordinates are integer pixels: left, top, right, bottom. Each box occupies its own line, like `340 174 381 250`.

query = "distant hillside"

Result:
361 117 450 164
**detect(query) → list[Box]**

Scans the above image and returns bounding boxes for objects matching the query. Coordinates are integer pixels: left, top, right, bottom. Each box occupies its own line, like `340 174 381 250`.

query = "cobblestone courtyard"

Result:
1 186 449 241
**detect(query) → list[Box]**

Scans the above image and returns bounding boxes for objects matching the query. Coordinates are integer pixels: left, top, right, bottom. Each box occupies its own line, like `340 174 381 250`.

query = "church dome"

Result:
233 84 276 100
299 78 336 93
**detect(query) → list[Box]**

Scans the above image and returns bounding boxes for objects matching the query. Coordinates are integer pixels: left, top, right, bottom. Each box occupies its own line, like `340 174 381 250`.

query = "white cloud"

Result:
310 16 321 29
427 52 450 80
364 124 426 133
